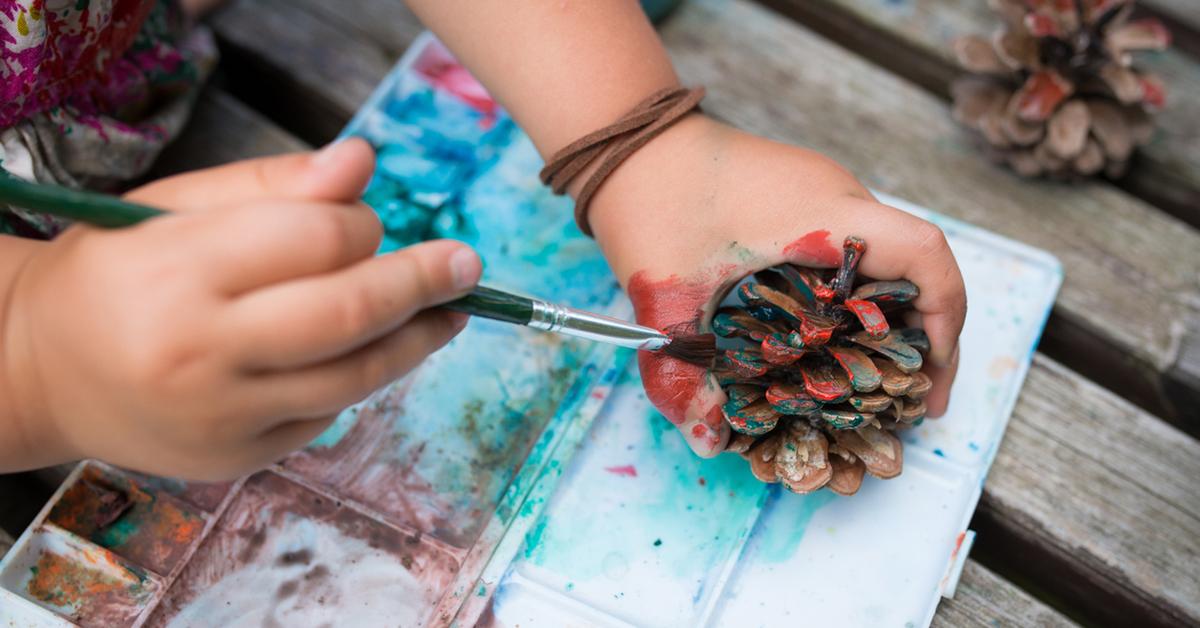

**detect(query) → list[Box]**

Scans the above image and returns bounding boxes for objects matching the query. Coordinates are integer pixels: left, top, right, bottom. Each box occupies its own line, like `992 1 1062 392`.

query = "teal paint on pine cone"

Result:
641 0 684 22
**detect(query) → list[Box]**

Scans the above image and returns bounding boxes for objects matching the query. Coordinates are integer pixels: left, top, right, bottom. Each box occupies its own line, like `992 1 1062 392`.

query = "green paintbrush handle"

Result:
444 286 535 325
0 175 538 328
0 175 163 228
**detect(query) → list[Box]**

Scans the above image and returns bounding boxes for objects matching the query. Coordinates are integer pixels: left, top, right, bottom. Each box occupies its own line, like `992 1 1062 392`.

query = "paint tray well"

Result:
483 192 1062 628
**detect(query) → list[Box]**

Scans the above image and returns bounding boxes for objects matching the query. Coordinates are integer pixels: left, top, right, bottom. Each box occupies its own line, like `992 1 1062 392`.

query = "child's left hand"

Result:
587 115 967 457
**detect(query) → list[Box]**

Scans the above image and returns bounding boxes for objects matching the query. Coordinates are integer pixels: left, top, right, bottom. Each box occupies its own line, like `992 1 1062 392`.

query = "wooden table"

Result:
5 1 1199 626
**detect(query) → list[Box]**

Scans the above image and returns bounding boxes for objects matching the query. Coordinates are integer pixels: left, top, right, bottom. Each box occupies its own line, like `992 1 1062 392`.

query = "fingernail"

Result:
448 311 470 331
450 247 482 292
936 342 960 368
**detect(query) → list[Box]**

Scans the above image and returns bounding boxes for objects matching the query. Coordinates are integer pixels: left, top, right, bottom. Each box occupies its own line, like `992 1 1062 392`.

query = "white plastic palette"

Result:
478 193 1062 628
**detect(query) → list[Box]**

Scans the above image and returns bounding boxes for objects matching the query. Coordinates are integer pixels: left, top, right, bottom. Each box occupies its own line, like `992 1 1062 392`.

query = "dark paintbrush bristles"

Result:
659 330 718 366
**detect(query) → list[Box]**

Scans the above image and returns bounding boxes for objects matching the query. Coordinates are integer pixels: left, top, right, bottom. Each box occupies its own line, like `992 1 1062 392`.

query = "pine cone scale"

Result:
717 238 934 496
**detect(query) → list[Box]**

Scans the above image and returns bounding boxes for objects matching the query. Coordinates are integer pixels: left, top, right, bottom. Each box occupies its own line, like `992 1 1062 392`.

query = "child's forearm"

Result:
0 236 73 470
404 0 679 162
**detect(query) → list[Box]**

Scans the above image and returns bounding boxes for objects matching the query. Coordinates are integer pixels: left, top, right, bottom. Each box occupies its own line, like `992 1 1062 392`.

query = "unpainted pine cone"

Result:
715 237 934 496
949 0 1169 180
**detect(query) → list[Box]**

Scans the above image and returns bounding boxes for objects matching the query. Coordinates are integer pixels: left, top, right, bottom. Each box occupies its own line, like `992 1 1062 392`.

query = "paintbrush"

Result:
0 176 717 365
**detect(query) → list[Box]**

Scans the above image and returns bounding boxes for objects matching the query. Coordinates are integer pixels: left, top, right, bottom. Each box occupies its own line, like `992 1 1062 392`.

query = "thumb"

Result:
639 351 731 458
126 138 376 211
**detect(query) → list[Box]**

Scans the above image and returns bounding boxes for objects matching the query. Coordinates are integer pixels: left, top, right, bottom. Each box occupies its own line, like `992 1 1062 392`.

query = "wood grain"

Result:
661 0 1200 429
932 561 1080 628
0 527 12 560
151 89 310 178
754 0 1200 229
207 0 396 144
978 354 1200 627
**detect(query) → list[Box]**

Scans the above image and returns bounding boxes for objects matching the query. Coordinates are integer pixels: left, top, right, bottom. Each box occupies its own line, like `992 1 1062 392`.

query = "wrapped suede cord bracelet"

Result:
539 86 706 237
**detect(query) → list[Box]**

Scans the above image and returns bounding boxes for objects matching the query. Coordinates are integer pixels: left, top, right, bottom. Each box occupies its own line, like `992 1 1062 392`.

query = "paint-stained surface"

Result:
487 195 1062 628
48 466 205 576
145 472 462 627
0 526 160 627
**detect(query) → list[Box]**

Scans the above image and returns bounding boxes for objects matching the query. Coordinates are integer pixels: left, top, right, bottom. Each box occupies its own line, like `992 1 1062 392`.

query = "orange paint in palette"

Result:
47 466 207 576
0 522 161 626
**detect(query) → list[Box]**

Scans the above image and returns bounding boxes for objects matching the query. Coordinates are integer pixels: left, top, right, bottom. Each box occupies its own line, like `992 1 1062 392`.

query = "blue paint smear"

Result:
295 53 627 548
746 486 837 563
518 370 765 595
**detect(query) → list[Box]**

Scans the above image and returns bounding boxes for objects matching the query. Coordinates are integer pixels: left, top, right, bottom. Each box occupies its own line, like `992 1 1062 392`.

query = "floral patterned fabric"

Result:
0 0 216 237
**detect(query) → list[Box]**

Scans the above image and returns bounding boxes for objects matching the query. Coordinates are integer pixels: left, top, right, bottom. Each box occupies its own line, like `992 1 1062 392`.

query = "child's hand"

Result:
1 140 482 480
587 115 967 457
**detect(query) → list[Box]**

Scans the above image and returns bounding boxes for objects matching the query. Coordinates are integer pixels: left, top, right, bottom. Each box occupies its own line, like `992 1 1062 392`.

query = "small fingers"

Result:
251 310 469 421
126 138 376 210
637 351 730 458
229 240 481 369
827 198 967 369
179 200 384 294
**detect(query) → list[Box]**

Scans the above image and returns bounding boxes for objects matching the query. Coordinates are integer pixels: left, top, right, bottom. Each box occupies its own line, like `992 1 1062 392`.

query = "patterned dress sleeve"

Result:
1 0 217 238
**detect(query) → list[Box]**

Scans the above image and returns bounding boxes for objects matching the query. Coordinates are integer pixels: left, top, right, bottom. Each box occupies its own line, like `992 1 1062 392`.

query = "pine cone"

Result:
714 237 932 496
950 0 1170 179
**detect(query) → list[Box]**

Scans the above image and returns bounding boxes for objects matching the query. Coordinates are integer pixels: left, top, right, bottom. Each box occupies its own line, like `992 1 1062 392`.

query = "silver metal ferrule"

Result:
528 300 670 351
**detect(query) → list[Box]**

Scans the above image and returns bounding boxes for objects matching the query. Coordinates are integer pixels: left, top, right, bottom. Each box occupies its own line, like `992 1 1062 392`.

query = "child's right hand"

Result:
2 139 481 480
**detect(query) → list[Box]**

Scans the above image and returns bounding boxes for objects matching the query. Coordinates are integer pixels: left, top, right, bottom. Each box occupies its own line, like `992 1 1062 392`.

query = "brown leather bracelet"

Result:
539 86 705 237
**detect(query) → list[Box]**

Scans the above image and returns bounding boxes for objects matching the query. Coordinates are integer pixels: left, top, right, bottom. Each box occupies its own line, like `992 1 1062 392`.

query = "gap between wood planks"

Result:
752 0 1200 230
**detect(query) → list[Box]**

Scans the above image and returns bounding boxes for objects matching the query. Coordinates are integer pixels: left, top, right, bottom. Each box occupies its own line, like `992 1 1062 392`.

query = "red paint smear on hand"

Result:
604 465 638 478
783 230 841 267
627 270 719 426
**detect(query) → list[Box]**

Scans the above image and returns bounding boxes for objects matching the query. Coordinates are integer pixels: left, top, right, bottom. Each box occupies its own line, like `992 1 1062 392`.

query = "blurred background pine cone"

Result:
950 0 1170 179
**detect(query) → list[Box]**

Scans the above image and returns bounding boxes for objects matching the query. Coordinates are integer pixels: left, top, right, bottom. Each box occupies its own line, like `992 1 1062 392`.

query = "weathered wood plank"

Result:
976 354 1200 628
151 88 310 178
932 561 1080 628
755 0 1200 230
662 0 1200 429
207 0 396 144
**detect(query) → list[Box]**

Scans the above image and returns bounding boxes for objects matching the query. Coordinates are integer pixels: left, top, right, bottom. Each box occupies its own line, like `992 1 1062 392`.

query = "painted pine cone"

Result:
950 0 1170 179
714 237 931 496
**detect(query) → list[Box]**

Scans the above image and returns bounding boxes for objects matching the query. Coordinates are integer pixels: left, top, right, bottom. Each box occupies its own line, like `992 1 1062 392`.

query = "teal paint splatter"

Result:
750 486 837 563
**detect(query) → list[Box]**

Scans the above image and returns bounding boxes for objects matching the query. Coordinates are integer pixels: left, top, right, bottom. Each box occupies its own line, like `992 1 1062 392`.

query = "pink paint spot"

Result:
604 465 638 478
783 230 841 267
413 43 499 117
689 423 721 453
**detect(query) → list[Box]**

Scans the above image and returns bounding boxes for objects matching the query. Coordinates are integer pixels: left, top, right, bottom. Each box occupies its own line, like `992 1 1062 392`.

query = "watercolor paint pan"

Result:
481 193 1063 628
0 460 215 627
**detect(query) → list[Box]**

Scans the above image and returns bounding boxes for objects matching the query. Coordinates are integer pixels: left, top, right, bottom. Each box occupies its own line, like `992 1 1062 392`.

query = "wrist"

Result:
587 113 738 280
0 238 76 469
